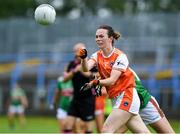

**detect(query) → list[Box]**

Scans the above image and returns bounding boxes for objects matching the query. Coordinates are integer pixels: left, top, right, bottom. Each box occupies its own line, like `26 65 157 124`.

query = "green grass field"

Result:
0 115 180 133
0 116 59 133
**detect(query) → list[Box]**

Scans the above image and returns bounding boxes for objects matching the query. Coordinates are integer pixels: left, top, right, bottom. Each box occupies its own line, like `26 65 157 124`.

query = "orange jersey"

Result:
95 95 106 110
90 48 135 98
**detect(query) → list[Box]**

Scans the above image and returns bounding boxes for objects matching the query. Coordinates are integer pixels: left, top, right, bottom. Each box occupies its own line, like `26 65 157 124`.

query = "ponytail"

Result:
113 32 121 40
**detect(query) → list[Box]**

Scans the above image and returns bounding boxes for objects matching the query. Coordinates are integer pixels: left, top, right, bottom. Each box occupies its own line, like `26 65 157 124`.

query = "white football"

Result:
34 4 56 25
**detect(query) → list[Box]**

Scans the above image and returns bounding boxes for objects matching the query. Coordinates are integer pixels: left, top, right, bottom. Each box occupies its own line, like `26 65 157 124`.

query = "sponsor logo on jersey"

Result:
117 61 125 66
110 61 114 67
123 101 129 106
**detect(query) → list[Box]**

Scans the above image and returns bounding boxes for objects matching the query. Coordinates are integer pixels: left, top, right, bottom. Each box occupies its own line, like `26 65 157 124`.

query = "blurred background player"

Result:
7 82 28 129
63 43 95 133
52 75 73 133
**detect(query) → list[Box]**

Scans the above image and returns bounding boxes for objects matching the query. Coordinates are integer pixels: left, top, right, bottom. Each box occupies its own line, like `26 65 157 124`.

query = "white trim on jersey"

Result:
113 53 129 71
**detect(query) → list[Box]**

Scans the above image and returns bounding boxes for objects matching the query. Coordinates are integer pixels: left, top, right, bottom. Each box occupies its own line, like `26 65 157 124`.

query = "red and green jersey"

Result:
131 68 151 109
57 79 73 111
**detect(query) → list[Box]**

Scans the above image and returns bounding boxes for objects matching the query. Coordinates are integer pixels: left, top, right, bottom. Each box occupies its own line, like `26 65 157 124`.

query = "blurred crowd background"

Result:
0 0 180 118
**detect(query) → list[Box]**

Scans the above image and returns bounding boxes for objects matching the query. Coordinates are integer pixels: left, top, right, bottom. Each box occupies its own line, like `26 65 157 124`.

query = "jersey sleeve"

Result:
113 53 129 72
89 52 98 63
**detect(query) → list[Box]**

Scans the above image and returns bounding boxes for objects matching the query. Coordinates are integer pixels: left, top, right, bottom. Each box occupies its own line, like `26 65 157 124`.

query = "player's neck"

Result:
102 46 114 57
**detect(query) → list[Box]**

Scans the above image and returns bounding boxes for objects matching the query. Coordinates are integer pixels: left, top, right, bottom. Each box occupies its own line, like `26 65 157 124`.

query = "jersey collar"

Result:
102 47 115 58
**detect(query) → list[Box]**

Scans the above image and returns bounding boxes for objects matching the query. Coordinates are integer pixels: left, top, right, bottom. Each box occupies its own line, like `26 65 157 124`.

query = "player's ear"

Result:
109 36 113 42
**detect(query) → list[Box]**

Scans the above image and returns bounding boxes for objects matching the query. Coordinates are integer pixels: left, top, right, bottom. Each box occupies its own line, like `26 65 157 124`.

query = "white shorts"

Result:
8 105 24 114
140 96 164 125
95 109 104 115
56 108 68 119
111 88 140 115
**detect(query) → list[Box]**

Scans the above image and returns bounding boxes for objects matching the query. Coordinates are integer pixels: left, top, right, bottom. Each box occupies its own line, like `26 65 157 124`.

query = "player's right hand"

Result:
77 48 87 59
80 79 99 92
80 80 102 96
91 85 102 96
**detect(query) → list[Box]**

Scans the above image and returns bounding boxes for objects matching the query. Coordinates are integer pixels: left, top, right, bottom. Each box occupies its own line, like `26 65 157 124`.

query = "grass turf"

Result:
0 115 180 133
0 116 59 133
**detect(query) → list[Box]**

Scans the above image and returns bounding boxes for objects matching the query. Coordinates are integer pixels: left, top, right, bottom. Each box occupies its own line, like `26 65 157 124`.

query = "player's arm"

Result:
72 64 93 78
53 89 61 105
99 69 122 86
80 69 122 94
101 86 108 96
77 48 95 72
80 71 94 78
99 54 128 86
63 62 75 82
53 78 62 105
21 95 28 108
81 58 96 72
80 63 98 78
63 71 74 82
88 69 122 88
88 54 128 87
63 64 91 81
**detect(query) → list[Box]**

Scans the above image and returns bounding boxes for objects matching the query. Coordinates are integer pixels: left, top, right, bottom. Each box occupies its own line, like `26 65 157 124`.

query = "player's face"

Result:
95 29 112 49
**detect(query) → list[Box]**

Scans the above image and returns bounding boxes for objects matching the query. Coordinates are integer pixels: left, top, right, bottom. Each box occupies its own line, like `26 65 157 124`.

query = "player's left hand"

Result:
80 79 100 92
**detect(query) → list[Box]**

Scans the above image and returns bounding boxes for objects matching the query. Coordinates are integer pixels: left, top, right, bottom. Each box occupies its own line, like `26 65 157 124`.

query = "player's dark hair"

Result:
98 25 121 44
